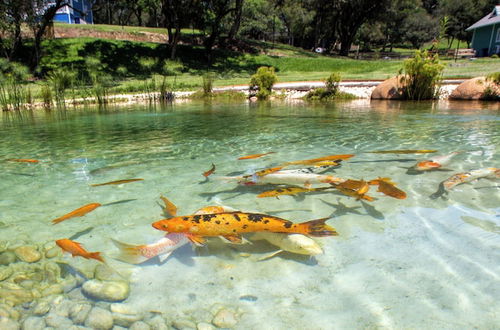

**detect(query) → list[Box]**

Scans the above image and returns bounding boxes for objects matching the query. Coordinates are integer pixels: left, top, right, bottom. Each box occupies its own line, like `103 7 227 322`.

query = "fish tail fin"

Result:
51 218 64 225
110 238 147 264
301 217 338 237
89 252 105 263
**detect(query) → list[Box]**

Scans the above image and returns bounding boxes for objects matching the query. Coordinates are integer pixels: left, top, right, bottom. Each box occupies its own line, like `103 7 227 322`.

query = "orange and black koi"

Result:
152 212 337 245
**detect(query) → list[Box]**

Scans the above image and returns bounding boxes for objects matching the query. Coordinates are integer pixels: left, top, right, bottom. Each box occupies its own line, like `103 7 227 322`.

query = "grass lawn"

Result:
9 34 496 103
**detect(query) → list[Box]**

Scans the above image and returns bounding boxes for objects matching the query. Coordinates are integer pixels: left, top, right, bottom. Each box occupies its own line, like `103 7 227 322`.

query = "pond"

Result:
0 100 499 329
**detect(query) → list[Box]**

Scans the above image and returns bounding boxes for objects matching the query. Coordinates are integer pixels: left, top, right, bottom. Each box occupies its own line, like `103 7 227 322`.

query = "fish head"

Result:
152 220 183 232
284 234 323 256
415 161 441 171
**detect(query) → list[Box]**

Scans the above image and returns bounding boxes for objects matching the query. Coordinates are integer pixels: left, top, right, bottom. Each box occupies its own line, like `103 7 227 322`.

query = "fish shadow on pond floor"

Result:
320 198 385 220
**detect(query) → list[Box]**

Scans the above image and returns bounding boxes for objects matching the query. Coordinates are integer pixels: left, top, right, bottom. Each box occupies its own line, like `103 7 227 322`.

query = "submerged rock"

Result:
0 266 13 281
94 264 124 282
85 306 114 330
211 308 238 328
146 315 169 330
172 318 197 330
32 300 51 316
45 312 74 328
197 322 215 330
129 321 151 330
82 279 130 302
14 246 41 263
22 316 46 330
45 247 61 259
0 251 17 265
69 303 93 325
0 317 20 330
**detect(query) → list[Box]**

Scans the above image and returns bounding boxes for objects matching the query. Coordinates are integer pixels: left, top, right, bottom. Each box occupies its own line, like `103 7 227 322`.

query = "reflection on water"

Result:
0 100 498 328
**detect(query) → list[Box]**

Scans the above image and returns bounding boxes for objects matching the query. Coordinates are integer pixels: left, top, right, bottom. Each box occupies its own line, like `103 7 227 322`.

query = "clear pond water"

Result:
0 100 499 329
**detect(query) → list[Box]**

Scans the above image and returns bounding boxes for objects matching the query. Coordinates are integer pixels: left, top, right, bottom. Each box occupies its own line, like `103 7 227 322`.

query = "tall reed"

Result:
399 50 444 100
47 69 75 106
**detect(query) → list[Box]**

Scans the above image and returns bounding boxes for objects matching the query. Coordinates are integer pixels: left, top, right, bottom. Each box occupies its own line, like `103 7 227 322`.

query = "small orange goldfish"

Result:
56 239 104 262
91 179 144 187
6 158 39 163
152 212 337 245
411 152 460 172
160 195 178 217
202 164 216 177
238 152 275 160
51 203 102 224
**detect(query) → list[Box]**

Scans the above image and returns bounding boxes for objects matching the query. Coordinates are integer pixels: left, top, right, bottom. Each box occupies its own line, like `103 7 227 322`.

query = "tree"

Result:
402 8 438 49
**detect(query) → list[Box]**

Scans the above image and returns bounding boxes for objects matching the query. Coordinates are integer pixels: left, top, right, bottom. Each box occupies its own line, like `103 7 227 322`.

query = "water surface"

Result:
0 100 499 328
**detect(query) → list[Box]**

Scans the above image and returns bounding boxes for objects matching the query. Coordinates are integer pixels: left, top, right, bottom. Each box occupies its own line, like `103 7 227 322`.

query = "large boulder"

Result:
371 76 405 99
449 77 500 100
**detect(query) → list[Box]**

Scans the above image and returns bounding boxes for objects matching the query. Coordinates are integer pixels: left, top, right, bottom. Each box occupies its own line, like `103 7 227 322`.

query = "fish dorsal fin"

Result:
220 234 243 244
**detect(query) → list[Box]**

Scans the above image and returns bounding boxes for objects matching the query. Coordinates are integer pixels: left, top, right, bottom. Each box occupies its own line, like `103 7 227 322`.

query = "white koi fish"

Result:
442 167 499 190
219 172 344 187
252 232 323 260
111 233 188 264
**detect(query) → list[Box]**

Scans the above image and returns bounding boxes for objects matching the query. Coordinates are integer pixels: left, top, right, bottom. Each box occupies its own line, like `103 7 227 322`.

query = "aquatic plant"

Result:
304 72 355 101
249 66 278 100
47 68 75 106
0 75 31 111
202 72 215 96
86 57 113 105
482 72 500 100
398 50 444 100
40 83 53 108
159 75 175 103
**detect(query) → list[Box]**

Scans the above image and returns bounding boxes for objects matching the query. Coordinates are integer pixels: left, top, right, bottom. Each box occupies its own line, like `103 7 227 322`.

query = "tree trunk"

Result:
228 0 244 41
170 28 181 59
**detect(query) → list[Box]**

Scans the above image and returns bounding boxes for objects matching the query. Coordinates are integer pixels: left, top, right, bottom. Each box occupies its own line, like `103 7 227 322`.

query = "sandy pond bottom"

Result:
0 100 499 329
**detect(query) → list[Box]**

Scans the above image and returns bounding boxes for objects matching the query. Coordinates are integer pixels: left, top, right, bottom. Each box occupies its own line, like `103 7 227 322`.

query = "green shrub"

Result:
40 83 53 108
304 72 355 101
491 54 499 59
399 50 444 100
325 72 341 94
249 66 278 99
483 71 500 100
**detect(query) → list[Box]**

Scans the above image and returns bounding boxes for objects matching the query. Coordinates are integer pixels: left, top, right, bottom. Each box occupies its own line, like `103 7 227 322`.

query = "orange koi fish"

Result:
369 178 407 199
368 149 437 154
332 184 374 202
152 212 337 245
111 233 188 264
51 203 102 224
6 158 39 163
56 239 104 262
160 195 178 217
257 186 331 198
91 178 144 187
202 164 216 177
411 152 460 172
284 154 354 166
308 160 342 167
238 152 275 160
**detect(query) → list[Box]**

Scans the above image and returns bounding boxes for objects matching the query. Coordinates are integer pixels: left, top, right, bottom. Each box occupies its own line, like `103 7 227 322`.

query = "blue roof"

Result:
466 6 500 31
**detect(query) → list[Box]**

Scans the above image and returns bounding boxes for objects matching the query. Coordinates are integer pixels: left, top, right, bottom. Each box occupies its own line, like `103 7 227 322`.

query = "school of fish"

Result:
19 148 496 267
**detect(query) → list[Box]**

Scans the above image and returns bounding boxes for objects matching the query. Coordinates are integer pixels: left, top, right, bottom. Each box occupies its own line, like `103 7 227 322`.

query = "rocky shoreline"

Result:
0 240 239 330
